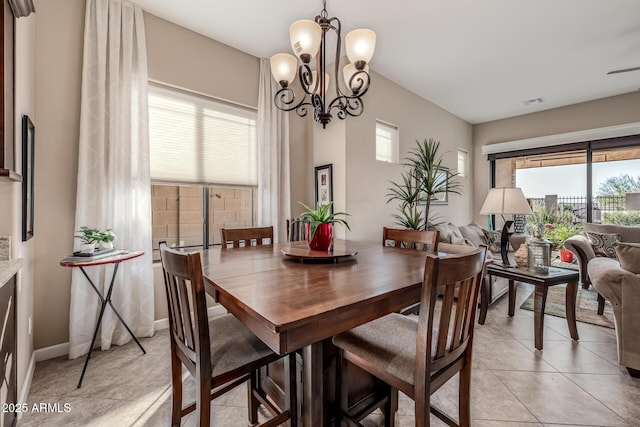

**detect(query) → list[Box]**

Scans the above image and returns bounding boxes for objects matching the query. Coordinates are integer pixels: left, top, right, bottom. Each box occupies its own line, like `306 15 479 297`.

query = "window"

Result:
375 120 398 163
457 149 468 178
149 84 258 259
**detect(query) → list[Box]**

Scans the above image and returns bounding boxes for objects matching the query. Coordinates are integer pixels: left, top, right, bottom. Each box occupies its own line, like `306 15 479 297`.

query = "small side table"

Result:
60 250 146 387
486 264 580 350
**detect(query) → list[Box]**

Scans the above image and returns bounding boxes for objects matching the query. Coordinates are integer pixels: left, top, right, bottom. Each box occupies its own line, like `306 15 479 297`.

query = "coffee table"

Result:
486 264 580 350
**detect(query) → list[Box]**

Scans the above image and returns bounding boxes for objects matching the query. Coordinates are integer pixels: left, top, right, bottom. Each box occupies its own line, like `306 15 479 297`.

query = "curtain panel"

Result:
257 58 291 242
69 0 153 359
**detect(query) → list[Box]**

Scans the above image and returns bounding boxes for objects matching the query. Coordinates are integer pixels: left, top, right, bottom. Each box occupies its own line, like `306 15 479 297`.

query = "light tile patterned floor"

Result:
19 283 640 426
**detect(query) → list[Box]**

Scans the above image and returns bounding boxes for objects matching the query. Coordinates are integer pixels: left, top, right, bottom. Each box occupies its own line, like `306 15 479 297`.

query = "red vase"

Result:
305 222 333 251
559 249 574 263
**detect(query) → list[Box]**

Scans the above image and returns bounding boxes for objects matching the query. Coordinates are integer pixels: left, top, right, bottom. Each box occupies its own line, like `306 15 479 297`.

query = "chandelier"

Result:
269 1 376 128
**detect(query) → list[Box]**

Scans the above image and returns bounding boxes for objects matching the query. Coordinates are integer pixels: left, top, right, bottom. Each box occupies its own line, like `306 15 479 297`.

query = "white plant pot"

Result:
80 243 96 254
99 241 114 250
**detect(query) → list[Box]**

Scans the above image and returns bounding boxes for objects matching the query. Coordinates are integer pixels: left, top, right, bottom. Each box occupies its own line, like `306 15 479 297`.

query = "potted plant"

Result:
543 223 582 262
386 138 462 230
298 202 351 251
75 226 116 253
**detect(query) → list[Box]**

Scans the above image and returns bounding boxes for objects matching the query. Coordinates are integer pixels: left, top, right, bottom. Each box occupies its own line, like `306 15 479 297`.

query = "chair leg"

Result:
248 370 260 424
169 351 183 427
285 353 297 426
196 374 211 427
597 293 605 316
382 386 397 427
336 349 347 426
458 360 472 427
627 367 640 378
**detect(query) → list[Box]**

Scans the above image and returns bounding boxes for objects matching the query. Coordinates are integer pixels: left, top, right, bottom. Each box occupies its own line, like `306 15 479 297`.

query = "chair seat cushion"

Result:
209 314 277 378
333 313 419 387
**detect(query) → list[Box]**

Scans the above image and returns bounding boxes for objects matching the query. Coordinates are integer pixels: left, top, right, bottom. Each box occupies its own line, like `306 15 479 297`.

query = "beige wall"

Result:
472 92 640 224
343 71 474 242
0 11 36 402
33 0 84 349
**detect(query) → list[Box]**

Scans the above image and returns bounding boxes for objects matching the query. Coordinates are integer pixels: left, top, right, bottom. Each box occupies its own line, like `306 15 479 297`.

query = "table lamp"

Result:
480 187 533 267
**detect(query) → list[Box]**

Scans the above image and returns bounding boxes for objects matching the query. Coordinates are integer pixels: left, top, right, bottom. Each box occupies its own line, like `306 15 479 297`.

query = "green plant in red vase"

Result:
298 202 351 251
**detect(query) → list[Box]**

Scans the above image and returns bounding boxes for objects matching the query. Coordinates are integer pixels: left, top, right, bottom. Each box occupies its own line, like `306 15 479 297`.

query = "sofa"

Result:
587 242 640 377
434 222 526 324
564 223 640 289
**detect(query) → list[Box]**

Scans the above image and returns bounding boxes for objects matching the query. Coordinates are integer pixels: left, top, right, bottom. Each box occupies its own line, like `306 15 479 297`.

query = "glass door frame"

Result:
488 134 640 223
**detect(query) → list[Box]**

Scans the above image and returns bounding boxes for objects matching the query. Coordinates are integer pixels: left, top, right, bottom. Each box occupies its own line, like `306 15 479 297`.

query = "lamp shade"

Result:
626 192 640 210
270 53 297 85
345 28 376 65
289 19 322 62
479 187 533 215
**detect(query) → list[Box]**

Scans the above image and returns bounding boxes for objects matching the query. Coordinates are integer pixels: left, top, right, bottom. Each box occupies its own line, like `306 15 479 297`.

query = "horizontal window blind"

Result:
149 84 257 185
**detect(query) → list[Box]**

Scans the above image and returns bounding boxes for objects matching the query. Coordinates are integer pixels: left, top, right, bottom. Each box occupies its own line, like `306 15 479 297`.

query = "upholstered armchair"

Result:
588 242 640 377
565 223 640 289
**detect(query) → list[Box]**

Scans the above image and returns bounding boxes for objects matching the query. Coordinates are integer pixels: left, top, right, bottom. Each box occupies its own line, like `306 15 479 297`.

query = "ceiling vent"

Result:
523 97 544 106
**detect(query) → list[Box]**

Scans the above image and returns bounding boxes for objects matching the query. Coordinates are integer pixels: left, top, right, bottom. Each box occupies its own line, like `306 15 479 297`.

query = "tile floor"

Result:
19 283 640 426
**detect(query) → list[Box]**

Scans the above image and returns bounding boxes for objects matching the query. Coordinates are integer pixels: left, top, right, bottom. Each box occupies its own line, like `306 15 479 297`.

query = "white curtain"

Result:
69 0 153 359
258 58 291 242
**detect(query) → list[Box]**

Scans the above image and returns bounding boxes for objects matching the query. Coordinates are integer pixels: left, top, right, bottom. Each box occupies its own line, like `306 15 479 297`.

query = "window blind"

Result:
149 84 257 185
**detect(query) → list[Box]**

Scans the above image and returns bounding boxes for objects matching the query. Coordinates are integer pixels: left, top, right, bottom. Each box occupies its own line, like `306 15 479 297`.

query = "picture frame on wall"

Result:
431 168 449 205
22 115 34 241
417 167 449 206
314 163 333 212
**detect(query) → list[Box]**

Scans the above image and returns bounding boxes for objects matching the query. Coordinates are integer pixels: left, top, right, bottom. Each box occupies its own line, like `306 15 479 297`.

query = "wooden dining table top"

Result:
202 240 428 355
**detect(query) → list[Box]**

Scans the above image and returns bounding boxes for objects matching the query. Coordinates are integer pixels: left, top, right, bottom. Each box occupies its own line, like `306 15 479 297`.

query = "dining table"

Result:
201 239 429 426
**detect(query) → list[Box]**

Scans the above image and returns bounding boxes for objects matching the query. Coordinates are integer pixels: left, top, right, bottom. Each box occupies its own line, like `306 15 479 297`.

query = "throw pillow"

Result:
483 229 501 253
587 232 621 259
614 242 640 274
451 235 475 247
459 223 487 247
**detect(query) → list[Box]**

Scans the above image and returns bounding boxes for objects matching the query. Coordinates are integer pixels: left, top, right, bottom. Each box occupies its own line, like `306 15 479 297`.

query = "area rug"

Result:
520 286 615 329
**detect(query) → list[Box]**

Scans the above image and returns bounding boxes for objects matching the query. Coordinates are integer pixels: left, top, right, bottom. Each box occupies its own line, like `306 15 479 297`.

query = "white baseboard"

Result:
34 305 228 362
34 342 69 362
17 352 36 420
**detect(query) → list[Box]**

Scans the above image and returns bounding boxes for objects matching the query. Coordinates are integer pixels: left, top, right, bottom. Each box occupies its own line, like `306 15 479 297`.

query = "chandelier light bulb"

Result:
345 29 376 66
289 20 322 63
270 53 297 87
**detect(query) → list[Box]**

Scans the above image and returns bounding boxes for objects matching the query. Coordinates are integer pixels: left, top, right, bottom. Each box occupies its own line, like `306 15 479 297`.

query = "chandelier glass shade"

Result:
269 1 376 128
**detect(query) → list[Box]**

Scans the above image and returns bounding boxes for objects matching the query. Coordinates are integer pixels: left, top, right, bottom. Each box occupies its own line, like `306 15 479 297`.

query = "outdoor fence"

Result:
529 195 627 223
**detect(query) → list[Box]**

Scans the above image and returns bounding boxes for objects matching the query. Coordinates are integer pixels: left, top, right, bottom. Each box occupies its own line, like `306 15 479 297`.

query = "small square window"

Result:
457 149 468 178
376 120 398 163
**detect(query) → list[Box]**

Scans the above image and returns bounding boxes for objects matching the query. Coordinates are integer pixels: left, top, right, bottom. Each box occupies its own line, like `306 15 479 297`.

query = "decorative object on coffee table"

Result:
528 226 552 273
479 187 534 267
514 243 528 267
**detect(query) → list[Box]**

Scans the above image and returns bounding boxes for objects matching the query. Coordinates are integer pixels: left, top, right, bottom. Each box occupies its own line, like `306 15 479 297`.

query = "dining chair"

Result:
159 242 296 426
383 227 440 315
286 218 307 242
220 225 274 248
382 227 440 252
333 246 487 427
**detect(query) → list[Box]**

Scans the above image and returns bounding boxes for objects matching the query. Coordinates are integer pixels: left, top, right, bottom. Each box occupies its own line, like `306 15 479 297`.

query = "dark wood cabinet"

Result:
0 0 19 181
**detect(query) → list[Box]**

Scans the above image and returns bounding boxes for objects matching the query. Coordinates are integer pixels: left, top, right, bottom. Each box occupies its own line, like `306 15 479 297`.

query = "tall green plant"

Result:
386 138 462 230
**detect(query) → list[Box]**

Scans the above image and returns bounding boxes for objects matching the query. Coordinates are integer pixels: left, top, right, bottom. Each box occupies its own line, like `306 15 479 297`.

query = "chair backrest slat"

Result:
286 218 307 242
221 226 274 248
382 227 440 252
417 246 487 376
159 242 211 366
